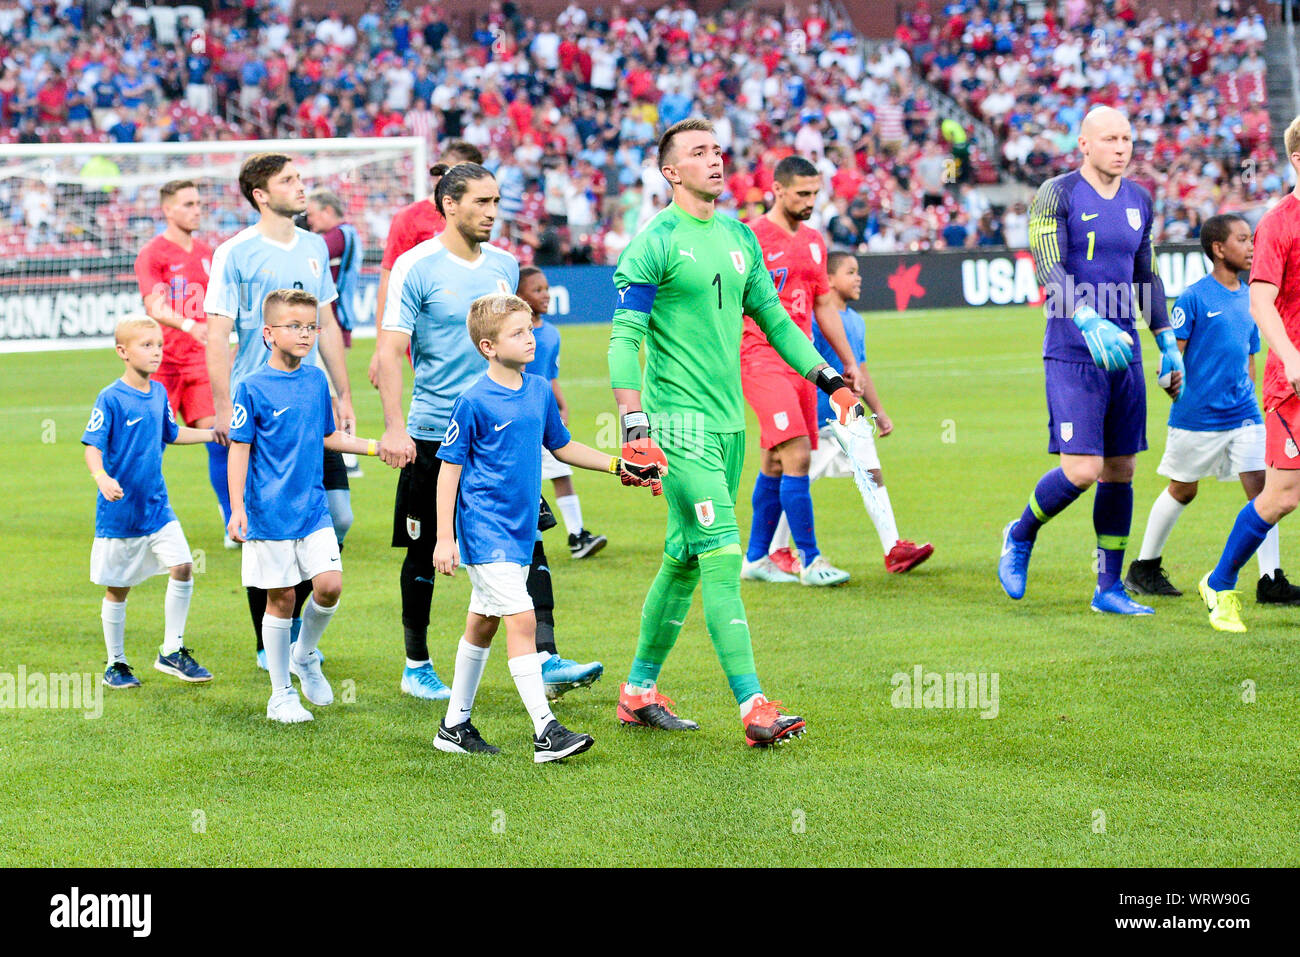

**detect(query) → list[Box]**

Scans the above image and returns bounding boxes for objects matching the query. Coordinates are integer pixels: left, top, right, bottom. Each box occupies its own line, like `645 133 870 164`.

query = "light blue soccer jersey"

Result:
527 319 561 381
812 305 867 426
81 379 179 538
1168 274 1261 432
229 364 335 541
203 226 339 390
384 238 519 441
437 373 570 565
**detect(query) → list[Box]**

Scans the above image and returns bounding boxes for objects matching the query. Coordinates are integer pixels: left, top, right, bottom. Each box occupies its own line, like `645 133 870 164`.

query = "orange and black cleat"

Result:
742 697 806 748
617 684 700 731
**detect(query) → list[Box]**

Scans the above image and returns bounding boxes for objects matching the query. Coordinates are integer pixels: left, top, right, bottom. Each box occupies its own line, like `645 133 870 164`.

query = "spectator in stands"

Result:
1003 201 1029 249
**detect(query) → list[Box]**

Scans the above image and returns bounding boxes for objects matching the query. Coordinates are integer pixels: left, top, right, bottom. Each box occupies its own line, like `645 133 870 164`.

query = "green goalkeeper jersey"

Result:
608 202 825 433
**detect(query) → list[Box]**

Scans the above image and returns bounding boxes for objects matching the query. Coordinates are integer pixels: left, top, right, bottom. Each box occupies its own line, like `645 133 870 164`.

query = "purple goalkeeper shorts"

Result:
1044 358 1147 457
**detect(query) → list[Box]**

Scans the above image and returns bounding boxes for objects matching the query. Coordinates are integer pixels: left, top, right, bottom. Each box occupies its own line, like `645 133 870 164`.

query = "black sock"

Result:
527 539 557 655
400 546 434 661
293 579 313 618
246 586 266 651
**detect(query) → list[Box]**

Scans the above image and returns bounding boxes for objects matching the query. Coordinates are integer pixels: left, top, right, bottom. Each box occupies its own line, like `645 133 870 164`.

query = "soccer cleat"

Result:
103 662 141 689
256 648 267 671
997 521 1033 599
1090 582 1154 615
1257 569 1300 605
799 555 850 586
154 647 213 683
768 547 798 575
885 540 934 573
617 684 700 731
342 452 363 478
533 718 595 763
541 655 604 700
741 555 799 583
266 688 313 723
401 663 452 700
742 695 806 748
289 650 333 706
289 630 323 663
223 534 241 550
1124 558 1182 596
568 529 608 559
434 718 500 755
1199 573 1247 632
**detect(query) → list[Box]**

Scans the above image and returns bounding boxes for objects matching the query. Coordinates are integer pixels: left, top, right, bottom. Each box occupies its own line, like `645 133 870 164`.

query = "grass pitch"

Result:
2 306 1297 866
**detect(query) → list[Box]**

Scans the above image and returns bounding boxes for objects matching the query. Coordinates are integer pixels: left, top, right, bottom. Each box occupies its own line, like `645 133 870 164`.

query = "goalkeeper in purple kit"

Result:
997 106 1182 614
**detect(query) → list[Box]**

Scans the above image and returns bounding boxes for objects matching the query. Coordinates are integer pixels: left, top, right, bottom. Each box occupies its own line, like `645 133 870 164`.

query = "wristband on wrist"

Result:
92 469 107 480
623 410 649 440
608 455 620 474
814 366 848 397
181 318 196 333
367 439 378 457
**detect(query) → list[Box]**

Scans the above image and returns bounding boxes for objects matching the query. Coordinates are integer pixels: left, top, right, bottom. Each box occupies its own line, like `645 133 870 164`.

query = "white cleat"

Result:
799 555 851 587
223 534 241 550
289 650 333 706
266 687 314 723
741 555 800 583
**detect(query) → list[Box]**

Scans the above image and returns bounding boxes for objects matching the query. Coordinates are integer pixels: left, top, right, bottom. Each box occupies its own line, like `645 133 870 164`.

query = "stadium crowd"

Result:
0 0 1291 260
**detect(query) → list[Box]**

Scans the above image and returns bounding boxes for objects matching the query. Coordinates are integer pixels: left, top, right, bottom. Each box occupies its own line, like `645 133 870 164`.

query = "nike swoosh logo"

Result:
767 251 785 261
668 619 684 626
169 264 184 271
125 417 142 426
329 557 339 563
1207 310 1223 317
273 408 289 417
730 618 747 626
1081 213 1099 221
494 422 511 431
443 729 462 743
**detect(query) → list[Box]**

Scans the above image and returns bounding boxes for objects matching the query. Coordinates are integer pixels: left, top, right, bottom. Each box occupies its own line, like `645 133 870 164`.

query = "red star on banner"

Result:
888 262 926 311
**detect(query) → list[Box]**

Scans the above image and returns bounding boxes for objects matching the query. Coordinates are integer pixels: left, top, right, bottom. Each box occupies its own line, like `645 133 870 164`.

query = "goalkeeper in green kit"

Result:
608 118 866 747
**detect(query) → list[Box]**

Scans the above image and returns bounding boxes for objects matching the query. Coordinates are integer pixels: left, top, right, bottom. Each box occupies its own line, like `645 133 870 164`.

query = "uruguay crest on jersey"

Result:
731 250 745 273
308 257 321 278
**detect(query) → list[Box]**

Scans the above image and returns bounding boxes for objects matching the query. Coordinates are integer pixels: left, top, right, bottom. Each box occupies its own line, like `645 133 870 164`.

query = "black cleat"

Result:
434 719 500 755
1257 569 1300 605
533 719 594 763
568 528 608 559
617 685 700 731
1124 558 1182 596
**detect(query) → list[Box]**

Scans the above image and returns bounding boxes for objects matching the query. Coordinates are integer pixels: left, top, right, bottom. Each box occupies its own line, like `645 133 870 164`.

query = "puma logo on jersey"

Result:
678 248 697 262
1081 213 1099 221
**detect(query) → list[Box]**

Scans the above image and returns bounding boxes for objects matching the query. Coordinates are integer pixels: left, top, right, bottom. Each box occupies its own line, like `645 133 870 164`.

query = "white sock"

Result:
1257 524 1281 578
101 598 127 664
262 615 293 693
508 652 554 736
406 657 430 670
556 494 583 536
769 511 791 554
740 692 767 720
447 638 491 726
293 596 336 663
1138 489 1186 561
871 485 900 553
162 578 193 655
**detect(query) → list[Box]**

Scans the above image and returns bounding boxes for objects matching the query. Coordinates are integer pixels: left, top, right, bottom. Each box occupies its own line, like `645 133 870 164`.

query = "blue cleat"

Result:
256 648 267 672
154 647 213 683
997 521 1033 599
103 661 141 689
1091 582 1154 615
401 663 451 700
541 655 604 701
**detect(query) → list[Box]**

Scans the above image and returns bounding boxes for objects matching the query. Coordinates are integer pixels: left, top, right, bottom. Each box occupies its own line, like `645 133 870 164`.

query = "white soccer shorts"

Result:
241 526 341 589
90 520 192 587
810 423 877 480
541 447 573 480
466 562 533 618
1157 424 1266 483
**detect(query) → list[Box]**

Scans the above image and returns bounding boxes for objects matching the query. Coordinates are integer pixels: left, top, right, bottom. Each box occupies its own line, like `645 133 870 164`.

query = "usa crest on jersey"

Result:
1126 208 1142 231
1060 421 1073 442
730 250 745 273
773 411 789 431
809 243 821 264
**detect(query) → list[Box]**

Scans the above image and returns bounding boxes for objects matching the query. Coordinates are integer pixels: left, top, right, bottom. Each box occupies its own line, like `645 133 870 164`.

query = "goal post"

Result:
0 136 427 352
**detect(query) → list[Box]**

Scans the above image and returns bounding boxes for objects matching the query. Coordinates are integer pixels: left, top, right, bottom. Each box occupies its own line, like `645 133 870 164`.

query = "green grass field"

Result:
2 305 1297 867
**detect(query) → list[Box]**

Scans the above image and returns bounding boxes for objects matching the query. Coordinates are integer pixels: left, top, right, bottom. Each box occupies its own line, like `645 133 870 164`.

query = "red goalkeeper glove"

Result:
816 367 865 425
622 411 667 496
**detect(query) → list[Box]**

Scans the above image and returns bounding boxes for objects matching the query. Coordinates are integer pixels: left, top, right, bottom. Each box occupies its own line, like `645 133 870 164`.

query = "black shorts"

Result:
323 449 349 492
392 438 442 548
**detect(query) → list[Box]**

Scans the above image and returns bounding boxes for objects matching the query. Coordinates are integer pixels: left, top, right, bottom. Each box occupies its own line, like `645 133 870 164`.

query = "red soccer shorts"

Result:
155 365 215 426
742 361 819 451
1265 393 1300 469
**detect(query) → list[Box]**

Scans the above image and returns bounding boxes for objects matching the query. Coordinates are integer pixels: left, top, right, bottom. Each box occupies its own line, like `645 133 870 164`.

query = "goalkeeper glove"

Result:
1155 328 1184 400
815 367 864 425
1072 304 1133 373
621 411 666 496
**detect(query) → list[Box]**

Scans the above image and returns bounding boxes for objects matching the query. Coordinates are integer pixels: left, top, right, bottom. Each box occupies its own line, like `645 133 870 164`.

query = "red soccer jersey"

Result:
1252 194 1300 406
741 216 830 366
134 233 212 373
381 197 445 270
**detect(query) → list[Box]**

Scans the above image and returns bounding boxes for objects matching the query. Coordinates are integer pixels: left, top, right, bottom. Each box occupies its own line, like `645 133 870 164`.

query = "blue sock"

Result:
745 472 784 562
780 474 819 565
1093 481 1132 591
1011 467 1084 542
1208 502 1275 592
208 441 232 524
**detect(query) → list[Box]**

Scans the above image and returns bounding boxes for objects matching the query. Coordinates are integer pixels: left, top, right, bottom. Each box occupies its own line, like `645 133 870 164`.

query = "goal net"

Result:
0 137 427 352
